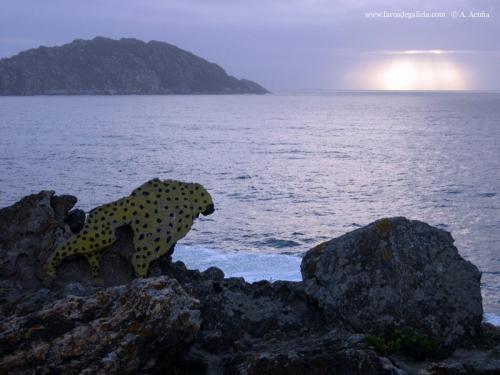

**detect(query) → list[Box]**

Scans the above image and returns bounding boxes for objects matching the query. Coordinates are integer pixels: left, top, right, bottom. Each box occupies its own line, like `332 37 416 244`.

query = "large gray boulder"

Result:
301 217 483 348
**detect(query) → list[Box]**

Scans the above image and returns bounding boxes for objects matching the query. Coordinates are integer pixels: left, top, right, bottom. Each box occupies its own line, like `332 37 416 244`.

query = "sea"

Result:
0 92 499 324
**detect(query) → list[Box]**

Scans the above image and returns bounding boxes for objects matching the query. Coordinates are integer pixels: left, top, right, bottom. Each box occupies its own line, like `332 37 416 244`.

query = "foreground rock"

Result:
1 192 499 374
0 190 172 300
301 217 483 349
0 191 75 293
0 277 201 374
160 262 403 374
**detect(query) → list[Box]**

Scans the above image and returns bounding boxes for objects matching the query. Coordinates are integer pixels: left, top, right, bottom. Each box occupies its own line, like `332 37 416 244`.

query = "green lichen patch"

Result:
375 218 391 237
380 246 392 261
364 328 438 360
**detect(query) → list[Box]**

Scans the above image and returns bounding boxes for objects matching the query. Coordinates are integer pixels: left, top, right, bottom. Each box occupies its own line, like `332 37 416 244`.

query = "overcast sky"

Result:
0 0 498 91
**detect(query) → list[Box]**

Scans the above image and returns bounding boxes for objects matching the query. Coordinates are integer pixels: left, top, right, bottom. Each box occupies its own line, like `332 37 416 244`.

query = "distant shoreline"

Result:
0 37 269 96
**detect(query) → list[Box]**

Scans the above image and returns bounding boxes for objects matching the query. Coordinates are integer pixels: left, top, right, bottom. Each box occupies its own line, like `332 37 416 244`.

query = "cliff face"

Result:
0 37 269 95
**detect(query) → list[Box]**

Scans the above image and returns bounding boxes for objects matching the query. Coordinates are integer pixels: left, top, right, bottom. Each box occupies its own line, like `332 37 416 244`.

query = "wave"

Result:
172 244 302 282
484 313 500 327
252 238 302 248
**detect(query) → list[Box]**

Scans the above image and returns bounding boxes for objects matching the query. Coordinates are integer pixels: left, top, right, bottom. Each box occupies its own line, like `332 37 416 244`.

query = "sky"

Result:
0 0 499 91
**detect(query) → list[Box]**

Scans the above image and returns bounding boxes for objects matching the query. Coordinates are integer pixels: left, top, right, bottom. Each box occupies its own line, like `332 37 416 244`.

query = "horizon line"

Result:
272 89 500 94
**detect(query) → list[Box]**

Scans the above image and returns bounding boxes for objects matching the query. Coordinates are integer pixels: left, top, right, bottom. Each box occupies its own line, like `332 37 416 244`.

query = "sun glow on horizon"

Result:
350 51 469 91
374 59 466 90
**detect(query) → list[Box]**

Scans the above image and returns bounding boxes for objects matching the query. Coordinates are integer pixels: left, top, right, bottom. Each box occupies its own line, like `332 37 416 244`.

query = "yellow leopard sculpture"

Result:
46 178 214 278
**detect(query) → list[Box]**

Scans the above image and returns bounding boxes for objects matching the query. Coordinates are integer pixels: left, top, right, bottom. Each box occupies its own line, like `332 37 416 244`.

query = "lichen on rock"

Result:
301 217 484 349
0 277 201 374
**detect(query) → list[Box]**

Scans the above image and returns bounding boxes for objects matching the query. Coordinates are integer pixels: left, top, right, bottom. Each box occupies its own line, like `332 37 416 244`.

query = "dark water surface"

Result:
0 93 499 316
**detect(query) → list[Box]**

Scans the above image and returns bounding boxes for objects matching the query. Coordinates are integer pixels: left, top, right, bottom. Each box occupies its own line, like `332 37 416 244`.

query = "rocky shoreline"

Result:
0 191 499 374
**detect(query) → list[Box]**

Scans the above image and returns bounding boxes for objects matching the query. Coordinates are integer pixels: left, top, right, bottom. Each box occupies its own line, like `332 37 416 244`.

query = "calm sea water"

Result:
0 93 499 317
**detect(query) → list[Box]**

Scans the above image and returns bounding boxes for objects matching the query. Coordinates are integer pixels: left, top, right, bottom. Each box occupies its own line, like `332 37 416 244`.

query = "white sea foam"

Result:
173 244 302 282
484 313 500 327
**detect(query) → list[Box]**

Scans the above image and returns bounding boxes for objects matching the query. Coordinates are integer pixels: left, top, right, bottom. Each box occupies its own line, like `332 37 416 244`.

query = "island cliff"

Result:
0 37 269 95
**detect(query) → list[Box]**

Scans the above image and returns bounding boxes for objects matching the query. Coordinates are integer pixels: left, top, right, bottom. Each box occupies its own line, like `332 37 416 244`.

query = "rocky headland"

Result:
0 191 499 374
0 37 269 95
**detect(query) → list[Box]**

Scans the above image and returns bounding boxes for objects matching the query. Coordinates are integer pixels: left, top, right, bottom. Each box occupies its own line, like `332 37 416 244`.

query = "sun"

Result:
368 53 468 90
381 61 417 90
